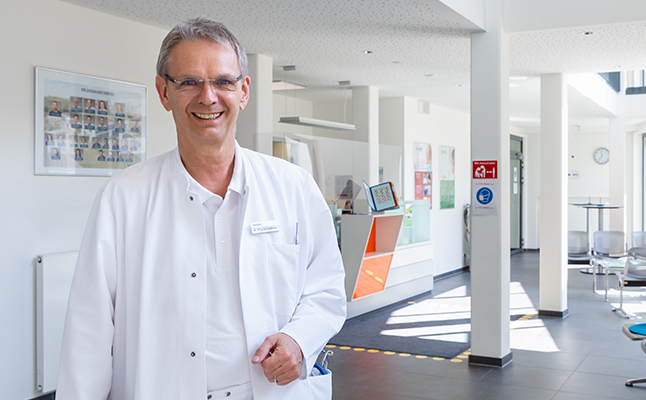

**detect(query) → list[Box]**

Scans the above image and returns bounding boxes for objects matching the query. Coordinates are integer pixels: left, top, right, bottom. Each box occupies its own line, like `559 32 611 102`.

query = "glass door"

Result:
510 136 523 253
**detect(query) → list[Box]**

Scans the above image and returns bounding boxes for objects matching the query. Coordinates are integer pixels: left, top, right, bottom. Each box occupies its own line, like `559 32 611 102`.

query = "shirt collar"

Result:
173 143 245 204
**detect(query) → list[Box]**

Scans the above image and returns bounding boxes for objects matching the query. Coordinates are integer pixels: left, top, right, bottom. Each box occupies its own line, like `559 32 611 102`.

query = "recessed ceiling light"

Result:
582 31 593 35
364 50 374 54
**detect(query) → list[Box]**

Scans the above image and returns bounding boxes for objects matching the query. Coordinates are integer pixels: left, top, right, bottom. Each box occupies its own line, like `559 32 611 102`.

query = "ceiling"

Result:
62 0 646 132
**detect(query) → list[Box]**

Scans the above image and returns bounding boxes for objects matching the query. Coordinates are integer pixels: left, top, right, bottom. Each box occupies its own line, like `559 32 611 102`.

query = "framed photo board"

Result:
35 67 147 176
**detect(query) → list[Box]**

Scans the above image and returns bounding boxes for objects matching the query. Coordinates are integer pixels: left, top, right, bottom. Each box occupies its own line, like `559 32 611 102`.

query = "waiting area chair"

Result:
622 323 646 387
590 231 626 293
613 247 646 318
633 231 646 248
568 230 592 264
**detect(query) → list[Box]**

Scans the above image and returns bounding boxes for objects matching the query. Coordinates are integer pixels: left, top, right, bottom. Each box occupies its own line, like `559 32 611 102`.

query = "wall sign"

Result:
472 160 498 215
413 142 432 208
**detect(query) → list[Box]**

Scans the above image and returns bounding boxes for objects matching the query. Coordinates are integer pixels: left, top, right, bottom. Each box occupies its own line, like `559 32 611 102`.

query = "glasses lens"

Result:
173 76 241 96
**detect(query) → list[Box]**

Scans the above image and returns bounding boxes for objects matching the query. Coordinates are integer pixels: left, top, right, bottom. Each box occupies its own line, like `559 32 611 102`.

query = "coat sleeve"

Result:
279 173 347 377
57 189 117 399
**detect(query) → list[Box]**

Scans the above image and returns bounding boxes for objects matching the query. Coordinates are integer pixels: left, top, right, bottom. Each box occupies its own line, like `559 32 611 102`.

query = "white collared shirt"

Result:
175 149 251 392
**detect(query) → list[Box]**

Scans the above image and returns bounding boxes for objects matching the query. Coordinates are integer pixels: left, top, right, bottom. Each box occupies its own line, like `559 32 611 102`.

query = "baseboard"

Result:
539 308 569 318
31 392 55 400
434 267 469 281
468 352 513 368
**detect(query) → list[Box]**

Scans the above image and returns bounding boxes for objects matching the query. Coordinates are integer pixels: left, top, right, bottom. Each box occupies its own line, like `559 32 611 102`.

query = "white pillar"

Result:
236 54 273 155
352 86 380 185
469 0 512 368
609 117 626 233
538 74 568 317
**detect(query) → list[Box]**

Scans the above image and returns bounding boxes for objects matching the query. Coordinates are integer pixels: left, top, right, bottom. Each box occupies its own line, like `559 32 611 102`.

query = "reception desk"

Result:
340 201 433 318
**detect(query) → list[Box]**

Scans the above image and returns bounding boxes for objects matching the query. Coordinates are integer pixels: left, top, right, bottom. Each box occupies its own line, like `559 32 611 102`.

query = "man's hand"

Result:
252 333 303 386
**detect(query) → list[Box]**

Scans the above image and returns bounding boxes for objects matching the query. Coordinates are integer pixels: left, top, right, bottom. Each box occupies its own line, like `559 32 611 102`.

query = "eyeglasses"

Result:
165 74 244 96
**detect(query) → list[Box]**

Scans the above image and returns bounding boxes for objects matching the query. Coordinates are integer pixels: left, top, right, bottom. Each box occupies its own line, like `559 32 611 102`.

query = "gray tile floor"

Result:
329 252 646 399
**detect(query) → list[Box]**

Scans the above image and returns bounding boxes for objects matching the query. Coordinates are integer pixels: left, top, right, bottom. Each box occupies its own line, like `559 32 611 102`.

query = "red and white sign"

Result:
472 160 498 216
473 160 497 179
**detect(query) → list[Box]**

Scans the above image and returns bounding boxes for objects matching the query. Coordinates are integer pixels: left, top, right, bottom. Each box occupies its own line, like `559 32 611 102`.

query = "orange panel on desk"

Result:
365 220 376 253
353 254 393 299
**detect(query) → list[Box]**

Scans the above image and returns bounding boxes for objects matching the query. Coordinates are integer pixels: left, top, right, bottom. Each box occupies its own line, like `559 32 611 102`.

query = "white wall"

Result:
380 97 471 276
567 131 611 233
0 1 175 398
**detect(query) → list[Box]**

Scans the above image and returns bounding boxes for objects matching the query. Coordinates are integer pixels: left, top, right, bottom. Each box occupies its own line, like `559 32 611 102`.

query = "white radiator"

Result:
36 251 78 394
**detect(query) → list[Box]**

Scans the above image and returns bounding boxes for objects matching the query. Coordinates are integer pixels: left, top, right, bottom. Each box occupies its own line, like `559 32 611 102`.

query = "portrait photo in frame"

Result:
35 67 147 176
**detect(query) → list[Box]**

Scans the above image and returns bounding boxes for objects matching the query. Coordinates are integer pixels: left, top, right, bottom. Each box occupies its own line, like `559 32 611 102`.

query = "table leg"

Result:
605 268 609 301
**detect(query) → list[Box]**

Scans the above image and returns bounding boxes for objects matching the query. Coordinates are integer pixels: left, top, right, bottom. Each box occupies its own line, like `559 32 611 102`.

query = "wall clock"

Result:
593 147 609 164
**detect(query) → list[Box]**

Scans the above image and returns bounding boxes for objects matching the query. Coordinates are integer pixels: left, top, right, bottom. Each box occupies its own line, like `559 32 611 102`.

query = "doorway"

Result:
511 135 524 254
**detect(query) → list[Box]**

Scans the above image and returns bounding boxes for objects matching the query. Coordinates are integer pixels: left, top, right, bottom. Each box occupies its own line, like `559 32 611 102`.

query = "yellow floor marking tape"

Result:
450 359 463 363
339 346 351 350
432 357 445 361
325 345 336 349
367 349 379 353
353 348 365 352
457 355 468 359
384 351 396 355
399 353 412 357
415 355 428 359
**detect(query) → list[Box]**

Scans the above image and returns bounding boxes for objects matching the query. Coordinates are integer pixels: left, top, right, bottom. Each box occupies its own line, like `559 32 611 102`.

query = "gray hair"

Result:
156 17 248 77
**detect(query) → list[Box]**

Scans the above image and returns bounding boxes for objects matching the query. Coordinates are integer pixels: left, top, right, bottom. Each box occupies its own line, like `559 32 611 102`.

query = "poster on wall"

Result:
35 67 147 176
472 160 498 216
439 146 455 209
413 142 432 208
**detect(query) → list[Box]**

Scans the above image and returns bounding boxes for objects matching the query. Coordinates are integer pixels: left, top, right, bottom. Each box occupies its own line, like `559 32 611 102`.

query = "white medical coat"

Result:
57 144 347 400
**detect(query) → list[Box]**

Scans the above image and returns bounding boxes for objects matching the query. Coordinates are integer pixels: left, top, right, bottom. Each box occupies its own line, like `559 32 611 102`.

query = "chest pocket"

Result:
268 243 300 316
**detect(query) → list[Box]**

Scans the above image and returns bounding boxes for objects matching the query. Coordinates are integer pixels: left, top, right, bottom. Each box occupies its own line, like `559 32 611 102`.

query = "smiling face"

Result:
155 39 250 151
86 99 92 108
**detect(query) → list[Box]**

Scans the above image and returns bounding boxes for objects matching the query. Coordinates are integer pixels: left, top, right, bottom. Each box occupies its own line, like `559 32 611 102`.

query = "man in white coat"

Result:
57 17 346 400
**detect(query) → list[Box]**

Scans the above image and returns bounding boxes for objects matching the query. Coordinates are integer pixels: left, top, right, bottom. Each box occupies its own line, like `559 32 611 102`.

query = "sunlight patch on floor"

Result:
379 282 562 352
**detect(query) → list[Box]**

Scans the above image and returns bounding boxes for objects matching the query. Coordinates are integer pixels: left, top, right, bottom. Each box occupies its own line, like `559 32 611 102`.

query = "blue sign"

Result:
476 187 493 205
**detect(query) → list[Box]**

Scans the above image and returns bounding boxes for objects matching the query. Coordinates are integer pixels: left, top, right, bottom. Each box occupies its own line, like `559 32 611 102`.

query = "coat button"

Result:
225 392 231 397
189 196 194 201
191 272 196 278
220 237 226 243
190 352 196 357
207 395 212 399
